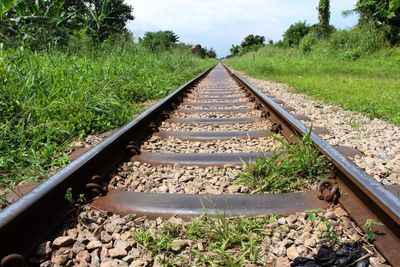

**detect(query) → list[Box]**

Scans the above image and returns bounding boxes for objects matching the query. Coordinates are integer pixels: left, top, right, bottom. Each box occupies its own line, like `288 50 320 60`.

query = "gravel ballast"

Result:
31 205 388 267
109 162 245 194
140 136 279 153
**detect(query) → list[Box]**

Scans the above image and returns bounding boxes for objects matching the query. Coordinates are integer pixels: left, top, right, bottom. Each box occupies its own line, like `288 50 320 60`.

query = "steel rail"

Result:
224 65 400 266
0 65 215 262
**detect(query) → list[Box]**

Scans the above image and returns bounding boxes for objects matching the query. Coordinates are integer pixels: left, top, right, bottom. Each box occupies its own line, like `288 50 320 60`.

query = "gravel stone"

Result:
35 241 52 256
87 240 102 251
52 236 75 248
108 247 127 258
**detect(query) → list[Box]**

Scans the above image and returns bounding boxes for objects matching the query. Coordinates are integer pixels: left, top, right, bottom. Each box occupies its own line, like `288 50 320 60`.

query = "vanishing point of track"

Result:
0 64 399 266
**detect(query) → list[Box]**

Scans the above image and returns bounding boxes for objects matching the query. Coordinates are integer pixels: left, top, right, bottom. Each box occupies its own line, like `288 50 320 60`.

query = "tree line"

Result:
228 0 400 57
0 0 217 58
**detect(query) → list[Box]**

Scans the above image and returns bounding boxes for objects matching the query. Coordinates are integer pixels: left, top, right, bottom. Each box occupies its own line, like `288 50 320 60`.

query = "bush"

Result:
327 22 388 59
299 31 319 53
299 22 388 59
283 21 310 47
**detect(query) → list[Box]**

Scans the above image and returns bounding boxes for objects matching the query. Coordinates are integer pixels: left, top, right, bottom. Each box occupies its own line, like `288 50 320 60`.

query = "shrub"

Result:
299 31 319 53
327 22 388 60
283 21 311 47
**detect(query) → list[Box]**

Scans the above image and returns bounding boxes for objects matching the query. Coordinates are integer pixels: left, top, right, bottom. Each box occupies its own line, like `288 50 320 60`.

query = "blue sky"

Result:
126 0 358 57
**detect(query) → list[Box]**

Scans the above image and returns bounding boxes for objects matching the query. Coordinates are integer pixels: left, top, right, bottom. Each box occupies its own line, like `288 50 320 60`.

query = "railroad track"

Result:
0 64 399 266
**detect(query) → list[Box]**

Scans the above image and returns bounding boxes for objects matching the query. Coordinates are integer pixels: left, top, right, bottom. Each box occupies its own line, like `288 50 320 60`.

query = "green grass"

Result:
0 44 214 191
224 46 400 125
237 132 332 193
133 214 276 266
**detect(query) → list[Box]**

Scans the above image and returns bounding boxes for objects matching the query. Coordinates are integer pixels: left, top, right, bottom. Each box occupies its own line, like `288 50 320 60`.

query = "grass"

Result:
133 214 276 266
224 46 400 125
0 44 214 191
237 132 332 193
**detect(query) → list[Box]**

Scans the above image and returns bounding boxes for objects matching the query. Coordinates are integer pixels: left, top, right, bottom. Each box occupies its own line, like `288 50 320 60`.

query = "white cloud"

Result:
125 0 358 57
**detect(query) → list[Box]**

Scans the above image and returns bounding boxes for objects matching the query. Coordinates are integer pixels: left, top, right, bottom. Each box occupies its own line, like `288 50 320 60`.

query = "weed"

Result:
363 219 384 241
133 213 276 265
64 188 87 206
77 193 86 204
65 188 73 205
347 119 363 129
133 228 172 255
317 218 338 242
238 131 332 193
305 208 324 223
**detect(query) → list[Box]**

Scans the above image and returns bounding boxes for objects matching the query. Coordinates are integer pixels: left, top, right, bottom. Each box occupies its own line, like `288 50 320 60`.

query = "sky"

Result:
125 0 358 57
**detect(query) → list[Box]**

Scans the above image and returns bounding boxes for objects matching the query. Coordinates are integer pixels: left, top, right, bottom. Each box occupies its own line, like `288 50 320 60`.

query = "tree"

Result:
81 0 134 42
229 44 241 56
345 0 400 44
206 48 217 58
0 0 134 48
283 21 310 47
191 45 217 58
141 30 179 51
240 34 265 49
317 0 330 38
0 0 73 49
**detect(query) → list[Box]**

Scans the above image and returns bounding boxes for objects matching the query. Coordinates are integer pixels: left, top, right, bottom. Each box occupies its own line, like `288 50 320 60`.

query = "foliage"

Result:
229 45 241 56
0 0 134 48
347 0 400 44
299 30 320 53
300 22 388 59
240 34 265 49
317 218 338 242
237 131 332 193
317 0 331 38
0 44 214 191
140 30 179 52
81 0 134 42
223 46 400 125
228 34 266 57
283 21 311 47
192 44 217 58
325 22 387 60
363 219 384 241
206 48 217 58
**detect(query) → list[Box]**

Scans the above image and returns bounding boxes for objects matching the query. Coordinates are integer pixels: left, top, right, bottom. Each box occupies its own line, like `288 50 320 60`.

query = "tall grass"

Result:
0 44 214 190
224 46 400 125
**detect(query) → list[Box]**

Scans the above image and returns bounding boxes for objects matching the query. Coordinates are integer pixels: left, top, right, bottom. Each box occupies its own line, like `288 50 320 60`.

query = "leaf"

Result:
367 231 376 241
0 0 22 15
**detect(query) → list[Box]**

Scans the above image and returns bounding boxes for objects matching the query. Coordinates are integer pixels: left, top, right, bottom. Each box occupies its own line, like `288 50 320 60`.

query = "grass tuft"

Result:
237 131 332 193
133 214 275 266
